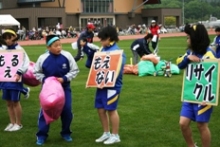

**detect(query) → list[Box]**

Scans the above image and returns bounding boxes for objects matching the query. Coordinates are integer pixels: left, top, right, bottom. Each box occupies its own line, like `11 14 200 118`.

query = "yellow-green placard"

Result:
181 59 220 106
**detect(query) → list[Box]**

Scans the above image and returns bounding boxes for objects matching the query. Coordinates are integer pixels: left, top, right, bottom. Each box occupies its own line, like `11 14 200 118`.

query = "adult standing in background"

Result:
148 20 160 51
21 26 26 40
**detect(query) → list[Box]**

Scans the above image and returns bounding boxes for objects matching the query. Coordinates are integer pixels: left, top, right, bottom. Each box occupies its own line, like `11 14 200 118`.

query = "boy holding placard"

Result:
0 29 30 131
34 35 79 146
93 26 126 145
177 24 216 147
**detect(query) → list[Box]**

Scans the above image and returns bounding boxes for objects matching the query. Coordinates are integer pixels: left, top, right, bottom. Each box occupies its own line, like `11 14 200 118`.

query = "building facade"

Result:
0 0 181 30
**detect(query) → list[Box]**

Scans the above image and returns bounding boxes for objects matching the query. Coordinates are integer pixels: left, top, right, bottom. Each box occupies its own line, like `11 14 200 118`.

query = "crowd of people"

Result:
0 19 220 147
0 20 180 41
6 24 79 41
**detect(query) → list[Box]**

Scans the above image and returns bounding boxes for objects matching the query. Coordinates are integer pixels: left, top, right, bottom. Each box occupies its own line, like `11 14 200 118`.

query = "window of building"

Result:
81 0 113 13
17 0 54 3
0 2 2 9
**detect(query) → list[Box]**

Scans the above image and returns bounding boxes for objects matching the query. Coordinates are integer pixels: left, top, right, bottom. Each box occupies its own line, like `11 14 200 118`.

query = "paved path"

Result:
18 31 216 46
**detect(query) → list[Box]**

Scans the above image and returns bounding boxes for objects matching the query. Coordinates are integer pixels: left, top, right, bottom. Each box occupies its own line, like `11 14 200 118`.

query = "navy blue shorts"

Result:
95 88 120 111
2 89 21 102
180 102 213 123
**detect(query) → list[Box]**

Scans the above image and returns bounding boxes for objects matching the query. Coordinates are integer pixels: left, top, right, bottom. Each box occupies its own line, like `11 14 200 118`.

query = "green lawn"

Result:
0 36 219 147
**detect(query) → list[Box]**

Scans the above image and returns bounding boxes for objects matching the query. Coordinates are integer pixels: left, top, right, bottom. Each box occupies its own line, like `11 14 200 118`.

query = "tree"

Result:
164 17 176 26
185 0 212 22
143 0 220 23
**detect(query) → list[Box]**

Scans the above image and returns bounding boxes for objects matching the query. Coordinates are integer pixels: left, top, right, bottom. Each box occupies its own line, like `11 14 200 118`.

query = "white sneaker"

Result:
4 123 14 131
95 132 111 143
9 124 23 131
24 87 30 99
104 134 121 145
194 143 198 147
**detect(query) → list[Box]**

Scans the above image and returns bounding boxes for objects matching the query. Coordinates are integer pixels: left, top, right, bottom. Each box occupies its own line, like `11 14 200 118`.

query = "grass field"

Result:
0 36 219 147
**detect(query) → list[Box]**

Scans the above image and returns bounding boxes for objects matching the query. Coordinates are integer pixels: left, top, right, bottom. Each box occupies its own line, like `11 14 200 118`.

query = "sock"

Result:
112 134 119 138
104 132 111 135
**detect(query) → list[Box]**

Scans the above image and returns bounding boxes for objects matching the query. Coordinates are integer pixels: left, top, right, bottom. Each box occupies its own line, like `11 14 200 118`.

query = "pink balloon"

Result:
23 61 41 87
39 77 65 124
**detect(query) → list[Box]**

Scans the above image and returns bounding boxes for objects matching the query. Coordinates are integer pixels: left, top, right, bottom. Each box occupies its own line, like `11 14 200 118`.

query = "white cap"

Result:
151 20 156 23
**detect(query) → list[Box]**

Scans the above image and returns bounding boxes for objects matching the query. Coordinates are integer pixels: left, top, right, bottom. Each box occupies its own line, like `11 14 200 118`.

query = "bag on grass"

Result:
155 60 166 71
39 77 65 124
171 64 180 74
23 61 41 87
141 54 159 65
138 61 155 76
154 60 166 76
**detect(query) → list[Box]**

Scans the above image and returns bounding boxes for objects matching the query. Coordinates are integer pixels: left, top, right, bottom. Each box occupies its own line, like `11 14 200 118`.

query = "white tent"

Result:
0 14 20 28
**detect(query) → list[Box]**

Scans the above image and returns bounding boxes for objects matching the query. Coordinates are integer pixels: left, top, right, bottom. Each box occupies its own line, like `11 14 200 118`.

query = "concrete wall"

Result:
142 8 182 26
114 0 143 13
41 0 81 13
115 14 143 29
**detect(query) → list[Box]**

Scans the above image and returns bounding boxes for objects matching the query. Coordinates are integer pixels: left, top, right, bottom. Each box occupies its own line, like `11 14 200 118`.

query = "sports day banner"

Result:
86 50 123 88
0 50 24 82
181 59 220 106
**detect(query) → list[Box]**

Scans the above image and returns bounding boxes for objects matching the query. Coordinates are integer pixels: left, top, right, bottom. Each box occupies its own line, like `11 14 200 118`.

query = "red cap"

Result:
87 23 95 29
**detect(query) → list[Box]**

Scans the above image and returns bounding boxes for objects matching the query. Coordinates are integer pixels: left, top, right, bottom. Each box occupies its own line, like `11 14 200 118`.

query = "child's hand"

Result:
187 55 200 62
14 74 21 82
57 78 64 83
201 101 207 106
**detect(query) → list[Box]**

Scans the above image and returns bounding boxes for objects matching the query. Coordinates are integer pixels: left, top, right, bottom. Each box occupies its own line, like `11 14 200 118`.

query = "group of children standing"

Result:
0 22 219 147
0 25 126 146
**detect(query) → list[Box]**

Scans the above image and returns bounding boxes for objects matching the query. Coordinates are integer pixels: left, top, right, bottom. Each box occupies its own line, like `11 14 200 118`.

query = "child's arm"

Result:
176 50 191 69
76 32 86 52
62 52 79 83
87 43 100 51
33 56 45 83
212 36 217 46
74 33 86 61
74 48 84 62
177 50 201 69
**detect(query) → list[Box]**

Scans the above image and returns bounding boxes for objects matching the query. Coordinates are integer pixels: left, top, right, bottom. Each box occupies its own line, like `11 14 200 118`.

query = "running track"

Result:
18 31 216 46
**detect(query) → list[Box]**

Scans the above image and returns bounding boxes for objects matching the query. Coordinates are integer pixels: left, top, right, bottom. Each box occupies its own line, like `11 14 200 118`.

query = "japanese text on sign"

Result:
94 55 115 86
0 50 24 82
181 60 220 106
86 50 123 88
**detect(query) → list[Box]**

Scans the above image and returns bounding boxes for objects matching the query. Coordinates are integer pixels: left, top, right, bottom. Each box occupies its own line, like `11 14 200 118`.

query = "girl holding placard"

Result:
177 24 216 147
0 29 30 131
